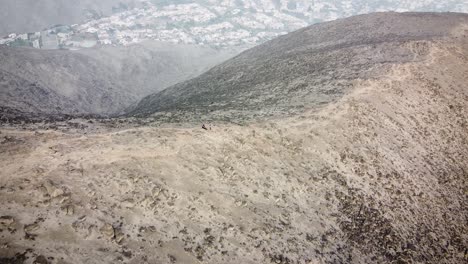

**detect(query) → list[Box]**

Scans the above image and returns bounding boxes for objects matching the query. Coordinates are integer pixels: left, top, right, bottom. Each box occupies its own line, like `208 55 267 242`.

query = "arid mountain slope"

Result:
0 42 241 119
0 28 467 263
130 12 468 122
0 12 467 264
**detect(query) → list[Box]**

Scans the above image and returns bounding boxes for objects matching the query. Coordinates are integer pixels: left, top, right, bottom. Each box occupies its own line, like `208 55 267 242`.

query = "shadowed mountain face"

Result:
129 12 468 121
0 42 241 121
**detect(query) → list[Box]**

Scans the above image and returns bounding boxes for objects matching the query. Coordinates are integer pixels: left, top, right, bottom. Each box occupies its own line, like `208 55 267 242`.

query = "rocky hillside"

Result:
0 12 467 264
129 12 468 122
0 42 240 119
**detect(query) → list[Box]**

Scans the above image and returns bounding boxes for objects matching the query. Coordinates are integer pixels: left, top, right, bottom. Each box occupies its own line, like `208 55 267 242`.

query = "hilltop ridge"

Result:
129 12 468 122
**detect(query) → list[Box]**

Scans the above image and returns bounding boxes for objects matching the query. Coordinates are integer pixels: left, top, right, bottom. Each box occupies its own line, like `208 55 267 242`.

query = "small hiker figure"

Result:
202 124 208 130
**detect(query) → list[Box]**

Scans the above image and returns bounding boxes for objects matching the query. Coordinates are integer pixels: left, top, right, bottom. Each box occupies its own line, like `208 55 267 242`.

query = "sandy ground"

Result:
0 37 467 263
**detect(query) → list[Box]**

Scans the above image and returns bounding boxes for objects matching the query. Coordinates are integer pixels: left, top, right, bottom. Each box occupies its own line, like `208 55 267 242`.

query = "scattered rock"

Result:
122 250 132 258
99 223 125 244
168 254 177 263
58 195 71 204
140 196 156 209
100 224 115 240
152 186 162 197
33 255 49 264
61 204 74 215
114 228 125 244
121 199 135 208
24 223 40 234
24 222 40 240
428 232 437 241
194 245 205 261
279 214 291 226
42 180 65 198
0 251 27 264
0 216 15 228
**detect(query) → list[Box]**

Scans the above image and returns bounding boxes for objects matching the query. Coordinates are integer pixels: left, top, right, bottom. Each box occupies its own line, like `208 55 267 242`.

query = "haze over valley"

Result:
0 41 240 119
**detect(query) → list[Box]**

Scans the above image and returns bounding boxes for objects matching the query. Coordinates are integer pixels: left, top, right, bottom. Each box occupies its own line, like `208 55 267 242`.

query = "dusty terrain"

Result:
0 24 467 264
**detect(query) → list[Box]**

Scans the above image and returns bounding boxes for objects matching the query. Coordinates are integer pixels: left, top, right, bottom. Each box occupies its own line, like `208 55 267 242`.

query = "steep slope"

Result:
0 21 467 263
0 12 467 264
0 42 241 119
130 12 468 122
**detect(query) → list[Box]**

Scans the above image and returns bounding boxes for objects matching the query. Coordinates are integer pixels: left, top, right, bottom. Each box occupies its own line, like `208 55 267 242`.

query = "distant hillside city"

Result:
1 0 467 50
